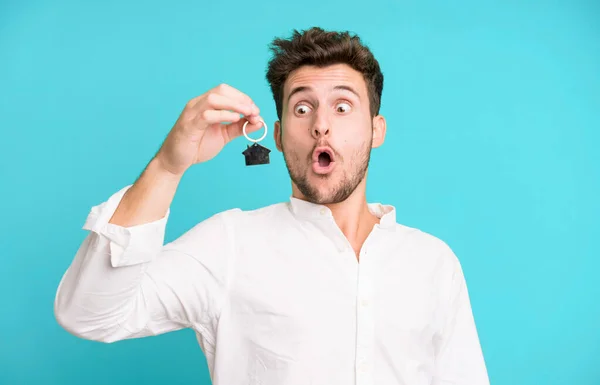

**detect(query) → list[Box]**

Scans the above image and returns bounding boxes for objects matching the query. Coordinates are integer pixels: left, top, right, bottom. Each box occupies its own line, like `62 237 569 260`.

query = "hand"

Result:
154 83 264 176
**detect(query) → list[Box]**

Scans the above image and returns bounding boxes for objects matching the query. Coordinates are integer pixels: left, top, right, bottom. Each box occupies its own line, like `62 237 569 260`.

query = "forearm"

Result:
109 157 182 227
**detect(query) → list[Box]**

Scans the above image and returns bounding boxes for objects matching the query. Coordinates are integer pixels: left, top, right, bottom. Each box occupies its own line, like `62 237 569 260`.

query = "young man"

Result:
55 27 489 384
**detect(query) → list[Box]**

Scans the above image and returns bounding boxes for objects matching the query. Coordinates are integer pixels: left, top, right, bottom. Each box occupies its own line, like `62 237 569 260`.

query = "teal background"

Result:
1 0 598 384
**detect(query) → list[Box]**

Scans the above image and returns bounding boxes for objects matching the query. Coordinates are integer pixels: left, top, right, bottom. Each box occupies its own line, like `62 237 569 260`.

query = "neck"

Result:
294 179 380 257
327 187 377 239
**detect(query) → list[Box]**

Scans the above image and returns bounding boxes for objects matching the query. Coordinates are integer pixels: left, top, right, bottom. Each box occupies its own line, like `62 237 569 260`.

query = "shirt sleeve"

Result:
432 246 490 385
54 185 236 346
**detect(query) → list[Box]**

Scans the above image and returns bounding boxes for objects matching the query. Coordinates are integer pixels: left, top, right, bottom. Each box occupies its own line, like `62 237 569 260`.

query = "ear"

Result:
274 121 283 152
371 115 387 148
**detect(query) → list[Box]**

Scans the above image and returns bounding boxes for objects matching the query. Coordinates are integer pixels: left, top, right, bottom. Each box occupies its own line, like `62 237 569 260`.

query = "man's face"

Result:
274 63 386 205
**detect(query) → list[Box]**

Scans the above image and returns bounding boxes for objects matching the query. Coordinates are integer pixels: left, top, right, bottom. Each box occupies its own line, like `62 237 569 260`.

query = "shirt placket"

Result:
355 244 375 385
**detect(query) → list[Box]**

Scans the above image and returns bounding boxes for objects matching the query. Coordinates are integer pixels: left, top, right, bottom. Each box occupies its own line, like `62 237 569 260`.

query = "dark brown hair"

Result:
265 27 384 120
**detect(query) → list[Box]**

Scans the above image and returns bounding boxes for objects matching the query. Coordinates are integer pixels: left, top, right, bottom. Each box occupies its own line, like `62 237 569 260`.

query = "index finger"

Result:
212 83 260 115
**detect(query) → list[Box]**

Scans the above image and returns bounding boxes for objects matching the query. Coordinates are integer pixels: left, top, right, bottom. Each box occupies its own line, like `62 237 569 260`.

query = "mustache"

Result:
307 141 340 162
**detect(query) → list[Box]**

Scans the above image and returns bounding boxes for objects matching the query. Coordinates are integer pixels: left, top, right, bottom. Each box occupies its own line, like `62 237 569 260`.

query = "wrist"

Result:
109 158 181 227
147 157 186 182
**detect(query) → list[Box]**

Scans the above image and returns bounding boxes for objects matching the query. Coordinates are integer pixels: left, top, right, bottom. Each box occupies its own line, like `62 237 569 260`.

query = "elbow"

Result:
53 268 128 343
53 305 81 339
53 296 122 344
54 306 122 344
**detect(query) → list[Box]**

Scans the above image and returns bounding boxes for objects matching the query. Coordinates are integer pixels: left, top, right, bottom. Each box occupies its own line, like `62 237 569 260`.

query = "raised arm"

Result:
54 84 264 343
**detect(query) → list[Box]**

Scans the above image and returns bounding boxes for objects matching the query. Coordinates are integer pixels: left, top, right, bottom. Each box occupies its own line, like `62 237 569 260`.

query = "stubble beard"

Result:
282 138 373 205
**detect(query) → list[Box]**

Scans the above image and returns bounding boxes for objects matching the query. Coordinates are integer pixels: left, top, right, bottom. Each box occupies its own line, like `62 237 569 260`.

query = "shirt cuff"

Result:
82 185 170 268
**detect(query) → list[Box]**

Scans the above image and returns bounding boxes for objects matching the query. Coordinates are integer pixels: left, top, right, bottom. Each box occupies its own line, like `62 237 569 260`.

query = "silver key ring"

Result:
243 119 268 143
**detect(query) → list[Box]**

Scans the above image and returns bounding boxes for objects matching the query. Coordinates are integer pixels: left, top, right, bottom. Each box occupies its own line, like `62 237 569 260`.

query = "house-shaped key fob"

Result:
243 143 271 166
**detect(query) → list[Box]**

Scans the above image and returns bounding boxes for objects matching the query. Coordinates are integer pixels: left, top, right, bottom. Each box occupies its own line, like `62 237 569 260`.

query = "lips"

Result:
312 146 336 174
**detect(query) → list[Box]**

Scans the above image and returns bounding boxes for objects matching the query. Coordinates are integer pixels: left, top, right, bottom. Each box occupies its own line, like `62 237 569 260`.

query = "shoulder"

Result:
207 201 292 228
370 202 458 266
388 221 462 272
396 223 454 253
167 202 290 253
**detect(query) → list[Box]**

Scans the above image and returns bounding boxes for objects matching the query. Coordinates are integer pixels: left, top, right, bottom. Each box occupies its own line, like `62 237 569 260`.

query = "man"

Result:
54 27 489 384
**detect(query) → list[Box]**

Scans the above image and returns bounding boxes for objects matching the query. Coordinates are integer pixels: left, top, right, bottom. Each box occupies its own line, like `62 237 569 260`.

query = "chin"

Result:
287 160 364 204
307 171 339 188
298 175 356 205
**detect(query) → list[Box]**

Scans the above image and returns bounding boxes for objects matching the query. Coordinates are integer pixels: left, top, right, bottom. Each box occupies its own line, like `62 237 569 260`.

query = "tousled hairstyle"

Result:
265 27 384 120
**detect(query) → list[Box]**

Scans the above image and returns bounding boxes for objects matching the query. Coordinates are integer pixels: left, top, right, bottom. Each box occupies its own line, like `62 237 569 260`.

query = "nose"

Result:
311 111 330 139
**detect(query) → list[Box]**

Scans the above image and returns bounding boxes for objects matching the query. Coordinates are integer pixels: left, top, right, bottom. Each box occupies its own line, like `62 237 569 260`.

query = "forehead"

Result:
283 63 368 99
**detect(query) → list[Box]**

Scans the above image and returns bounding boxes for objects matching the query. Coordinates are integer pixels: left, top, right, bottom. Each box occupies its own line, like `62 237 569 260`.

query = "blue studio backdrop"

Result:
1 1 598 384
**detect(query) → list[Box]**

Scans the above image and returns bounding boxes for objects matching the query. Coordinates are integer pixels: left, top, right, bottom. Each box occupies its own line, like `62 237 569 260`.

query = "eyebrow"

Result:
286 85 360 103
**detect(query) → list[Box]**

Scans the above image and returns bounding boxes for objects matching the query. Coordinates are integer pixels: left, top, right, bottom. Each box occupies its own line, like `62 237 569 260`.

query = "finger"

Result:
198 109 243 125
245 114 261 125
212 83 260 116
223 116 265 142
203 92 255 117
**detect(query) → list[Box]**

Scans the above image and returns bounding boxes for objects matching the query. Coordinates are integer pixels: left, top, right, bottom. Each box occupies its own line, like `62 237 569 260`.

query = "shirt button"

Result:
320 208 327 215
359 361 370 373
361 299 370 307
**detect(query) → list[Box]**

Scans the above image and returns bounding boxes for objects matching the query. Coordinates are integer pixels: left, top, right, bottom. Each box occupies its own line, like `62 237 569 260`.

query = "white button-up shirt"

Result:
54 185 489 385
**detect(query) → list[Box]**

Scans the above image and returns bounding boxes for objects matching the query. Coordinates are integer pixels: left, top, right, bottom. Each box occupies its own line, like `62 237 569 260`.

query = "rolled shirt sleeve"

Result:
54 185 236 346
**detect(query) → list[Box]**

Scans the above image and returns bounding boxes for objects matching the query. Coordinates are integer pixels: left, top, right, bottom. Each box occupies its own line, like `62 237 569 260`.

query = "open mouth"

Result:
318 151 332 167
312 147 336 174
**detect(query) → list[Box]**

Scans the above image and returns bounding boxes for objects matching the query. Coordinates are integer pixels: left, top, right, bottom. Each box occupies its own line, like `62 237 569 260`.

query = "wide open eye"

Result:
335 102 351 113
295 104 312 115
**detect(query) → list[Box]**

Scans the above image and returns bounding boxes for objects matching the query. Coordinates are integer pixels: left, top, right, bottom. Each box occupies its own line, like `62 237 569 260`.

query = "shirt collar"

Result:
287 196 397 230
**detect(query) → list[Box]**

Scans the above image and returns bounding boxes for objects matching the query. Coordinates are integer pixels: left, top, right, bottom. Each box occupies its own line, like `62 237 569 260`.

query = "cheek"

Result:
337 126 371 147
281 133 311 162
284 117 311 135
282 121 312 146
